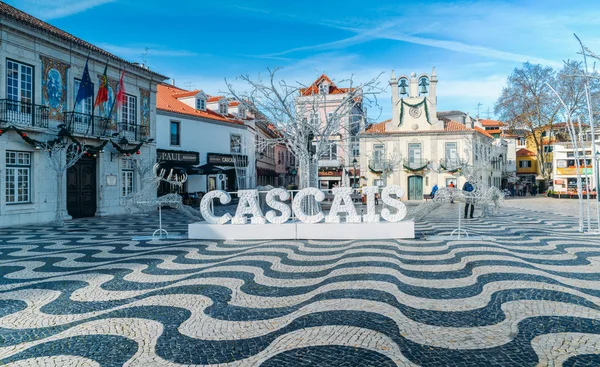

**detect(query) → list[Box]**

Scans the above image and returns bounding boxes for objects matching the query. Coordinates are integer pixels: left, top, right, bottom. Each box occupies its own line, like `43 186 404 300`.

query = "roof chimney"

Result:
171 78 175 86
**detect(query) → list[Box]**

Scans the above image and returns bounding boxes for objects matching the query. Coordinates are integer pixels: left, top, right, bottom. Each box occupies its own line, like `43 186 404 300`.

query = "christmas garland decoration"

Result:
398 98 431 126
0 125 63 147
439 163 461 173
109 140 144 156
403 161 429 172
368 162 383 174
0 125 141 157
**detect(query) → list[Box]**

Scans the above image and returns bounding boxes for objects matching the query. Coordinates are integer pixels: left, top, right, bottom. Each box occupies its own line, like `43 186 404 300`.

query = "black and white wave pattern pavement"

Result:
0 207 600 366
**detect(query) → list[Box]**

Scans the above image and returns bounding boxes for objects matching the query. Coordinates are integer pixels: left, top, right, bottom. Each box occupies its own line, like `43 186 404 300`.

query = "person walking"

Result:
448 181 455 203
463 180 475 218
430 184 439 200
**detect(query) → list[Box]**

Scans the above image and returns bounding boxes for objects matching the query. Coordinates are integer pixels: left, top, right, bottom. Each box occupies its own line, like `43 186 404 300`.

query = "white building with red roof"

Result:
156 83 254 194
359 69 505 200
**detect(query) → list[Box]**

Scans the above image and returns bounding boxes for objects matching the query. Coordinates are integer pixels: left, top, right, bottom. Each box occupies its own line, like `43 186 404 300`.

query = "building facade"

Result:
360 69 502 200
0 2 166 226
297 75 365 190
156 84 253 194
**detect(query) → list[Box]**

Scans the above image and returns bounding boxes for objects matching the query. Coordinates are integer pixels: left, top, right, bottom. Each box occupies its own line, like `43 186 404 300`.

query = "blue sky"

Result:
7 0 600 122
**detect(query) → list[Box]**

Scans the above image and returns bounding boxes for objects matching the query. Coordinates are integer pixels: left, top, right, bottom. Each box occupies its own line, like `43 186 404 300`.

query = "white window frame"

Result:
196 98 206 111
219 101 228 115
5 151 31 204
230 134 242 154
121 94 137 128
121 159 135 197
6 60 33 106
408 143 422 163
74 78 93 115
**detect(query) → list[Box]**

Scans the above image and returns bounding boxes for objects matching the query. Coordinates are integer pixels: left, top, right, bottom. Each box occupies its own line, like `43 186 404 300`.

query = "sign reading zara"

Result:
157 149 199 165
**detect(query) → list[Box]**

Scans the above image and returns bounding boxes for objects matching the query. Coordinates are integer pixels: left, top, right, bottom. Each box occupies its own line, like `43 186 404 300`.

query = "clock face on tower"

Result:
409 106 421 118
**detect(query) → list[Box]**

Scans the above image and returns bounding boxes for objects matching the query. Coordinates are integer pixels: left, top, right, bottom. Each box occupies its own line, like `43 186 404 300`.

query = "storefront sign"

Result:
208 153 248 167
319 170 342 177
557 167 593 175
157 149 199 165
199 185 407 225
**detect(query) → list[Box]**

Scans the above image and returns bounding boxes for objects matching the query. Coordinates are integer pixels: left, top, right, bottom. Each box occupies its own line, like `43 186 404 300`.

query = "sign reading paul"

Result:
188 185 415 240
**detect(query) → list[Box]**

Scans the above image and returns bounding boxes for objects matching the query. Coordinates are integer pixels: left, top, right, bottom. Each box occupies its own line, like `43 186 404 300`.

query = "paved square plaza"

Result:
0 198 599 366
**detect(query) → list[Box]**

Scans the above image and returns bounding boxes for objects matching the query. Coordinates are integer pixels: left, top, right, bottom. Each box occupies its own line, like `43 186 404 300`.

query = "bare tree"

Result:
40 141 86 226
494 62 560 184
226 68 384 191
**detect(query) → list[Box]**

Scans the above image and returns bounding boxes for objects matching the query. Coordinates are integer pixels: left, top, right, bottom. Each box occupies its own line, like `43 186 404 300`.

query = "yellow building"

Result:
516 148 539 185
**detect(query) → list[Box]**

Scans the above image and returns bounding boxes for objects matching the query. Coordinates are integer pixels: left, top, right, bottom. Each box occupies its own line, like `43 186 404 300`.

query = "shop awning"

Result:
190 163 224 175
257 167 277 177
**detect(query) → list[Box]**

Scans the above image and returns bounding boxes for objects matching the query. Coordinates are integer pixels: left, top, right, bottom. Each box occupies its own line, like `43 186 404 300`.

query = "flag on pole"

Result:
75 58 93 105
115 70 126 110
94 62 109 107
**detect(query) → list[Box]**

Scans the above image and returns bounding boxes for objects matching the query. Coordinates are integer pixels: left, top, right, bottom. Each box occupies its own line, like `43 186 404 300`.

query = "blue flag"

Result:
75 58 94 105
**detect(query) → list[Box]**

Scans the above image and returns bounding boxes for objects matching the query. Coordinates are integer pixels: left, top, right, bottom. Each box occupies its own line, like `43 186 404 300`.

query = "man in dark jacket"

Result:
463 181 475 219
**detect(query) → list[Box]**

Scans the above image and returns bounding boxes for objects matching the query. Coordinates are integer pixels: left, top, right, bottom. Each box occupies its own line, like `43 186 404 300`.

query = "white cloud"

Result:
13 0 116 19
96 44 201 61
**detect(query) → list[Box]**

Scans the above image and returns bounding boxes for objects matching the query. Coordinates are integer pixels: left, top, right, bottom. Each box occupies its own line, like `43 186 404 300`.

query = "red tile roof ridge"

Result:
156 84 244 125
0 2 168 79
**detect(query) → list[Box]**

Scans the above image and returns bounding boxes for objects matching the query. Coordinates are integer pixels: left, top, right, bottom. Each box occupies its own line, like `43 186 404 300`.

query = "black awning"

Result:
190 163 224 175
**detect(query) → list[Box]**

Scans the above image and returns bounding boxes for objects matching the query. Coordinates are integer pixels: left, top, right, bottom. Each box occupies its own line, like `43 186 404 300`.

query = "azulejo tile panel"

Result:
0 206 599 366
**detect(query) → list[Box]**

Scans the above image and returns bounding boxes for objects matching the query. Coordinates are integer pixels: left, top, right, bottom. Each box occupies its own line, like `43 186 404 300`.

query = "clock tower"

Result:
388 68 440 133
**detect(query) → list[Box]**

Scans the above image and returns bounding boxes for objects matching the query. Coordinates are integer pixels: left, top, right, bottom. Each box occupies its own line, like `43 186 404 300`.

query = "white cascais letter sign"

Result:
380 185 407 222
292 187 325 224
189 185 414 240
200 190 232 225
326 187 361 223
232 190 266 224
265 188 292 224
361 186 380 223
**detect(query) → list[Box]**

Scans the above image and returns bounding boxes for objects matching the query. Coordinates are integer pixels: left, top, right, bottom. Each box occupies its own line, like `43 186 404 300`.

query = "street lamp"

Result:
352 158 358 189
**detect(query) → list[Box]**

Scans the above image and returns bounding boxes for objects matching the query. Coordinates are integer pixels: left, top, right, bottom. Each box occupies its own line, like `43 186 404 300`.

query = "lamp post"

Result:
352 158 358 189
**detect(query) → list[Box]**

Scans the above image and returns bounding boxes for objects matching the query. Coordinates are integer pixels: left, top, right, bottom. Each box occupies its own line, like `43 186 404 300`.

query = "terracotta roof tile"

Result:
0 2 168 79
474 126 494 139
516 148 536 156
299 74 352 96
479 119 506 127
172 90 200 99
207 96 224 103
365 120 388 133
444 120 469 132
157 84 244 125
363 119 494 139
228 101 240 107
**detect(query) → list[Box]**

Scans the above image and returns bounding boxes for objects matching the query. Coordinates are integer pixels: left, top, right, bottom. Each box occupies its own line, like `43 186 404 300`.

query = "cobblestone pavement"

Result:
0 200 600 366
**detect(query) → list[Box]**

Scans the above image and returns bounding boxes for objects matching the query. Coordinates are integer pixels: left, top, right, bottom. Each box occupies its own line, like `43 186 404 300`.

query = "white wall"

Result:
156 112 254 191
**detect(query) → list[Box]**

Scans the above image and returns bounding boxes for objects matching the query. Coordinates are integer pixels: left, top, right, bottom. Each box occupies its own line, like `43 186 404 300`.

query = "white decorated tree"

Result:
226 68 383 192
40 139 86 226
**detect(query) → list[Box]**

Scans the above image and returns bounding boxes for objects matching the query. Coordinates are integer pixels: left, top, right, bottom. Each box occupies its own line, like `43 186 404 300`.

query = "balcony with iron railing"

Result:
403 158 429 171
64 112 115 137
0 99 49 128
439 157 464 171
119 122 149 142
63 112 149 142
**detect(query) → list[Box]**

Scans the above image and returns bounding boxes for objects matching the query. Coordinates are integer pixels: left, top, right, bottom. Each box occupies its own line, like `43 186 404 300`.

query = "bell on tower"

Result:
399 78 408 96
419 77 429 95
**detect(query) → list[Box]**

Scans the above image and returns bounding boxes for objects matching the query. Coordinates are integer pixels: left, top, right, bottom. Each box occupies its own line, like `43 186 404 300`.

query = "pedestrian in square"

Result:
463 180 475 218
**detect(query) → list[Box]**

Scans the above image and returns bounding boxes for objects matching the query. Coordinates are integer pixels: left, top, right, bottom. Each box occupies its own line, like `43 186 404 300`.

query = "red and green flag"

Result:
94 62 109 107
115 70 126 110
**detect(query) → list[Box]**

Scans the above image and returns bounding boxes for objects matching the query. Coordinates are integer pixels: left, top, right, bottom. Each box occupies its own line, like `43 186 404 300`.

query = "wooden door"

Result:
67 156 97 218
408 175 423 200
